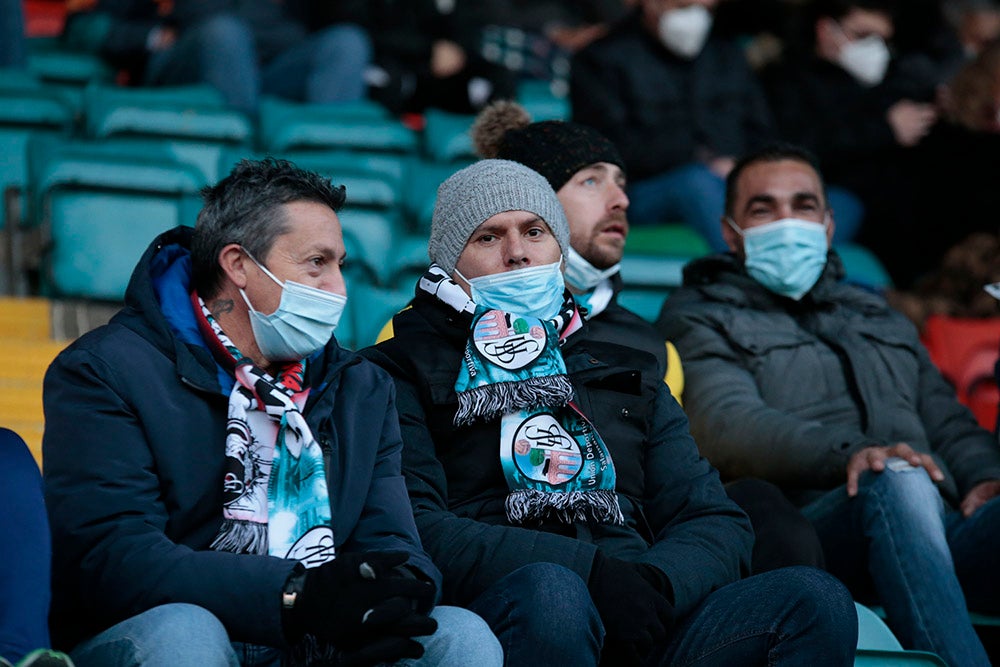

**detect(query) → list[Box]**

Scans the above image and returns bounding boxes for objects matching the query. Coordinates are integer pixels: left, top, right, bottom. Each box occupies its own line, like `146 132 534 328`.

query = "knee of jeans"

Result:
766 567 857 630
191 14 253 50
427 606 502 667
315 24 372 62
859 461 942 511
140 604 232 656
504 563 597 638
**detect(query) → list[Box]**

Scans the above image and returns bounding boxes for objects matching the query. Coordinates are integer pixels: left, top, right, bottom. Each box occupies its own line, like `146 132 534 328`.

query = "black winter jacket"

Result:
362 290 751 618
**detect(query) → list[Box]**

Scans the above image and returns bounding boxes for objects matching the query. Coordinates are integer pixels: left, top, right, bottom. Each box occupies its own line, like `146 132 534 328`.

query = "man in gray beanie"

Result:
362 160 858 666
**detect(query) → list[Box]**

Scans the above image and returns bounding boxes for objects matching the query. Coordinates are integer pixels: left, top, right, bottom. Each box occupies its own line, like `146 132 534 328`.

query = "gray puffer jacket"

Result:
657 251 1000 507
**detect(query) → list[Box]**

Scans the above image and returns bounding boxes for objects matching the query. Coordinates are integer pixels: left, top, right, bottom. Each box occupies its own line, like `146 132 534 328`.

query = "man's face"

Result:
722 159 834 254
243 200 347 316
816 7 894 61
453 210 562 294
557 162 629 269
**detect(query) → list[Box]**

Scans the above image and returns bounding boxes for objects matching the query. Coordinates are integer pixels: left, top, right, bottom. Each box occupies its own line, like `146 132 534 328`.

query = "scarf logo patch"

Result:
285 525 337 567
473 310 546 371
512 413 582 484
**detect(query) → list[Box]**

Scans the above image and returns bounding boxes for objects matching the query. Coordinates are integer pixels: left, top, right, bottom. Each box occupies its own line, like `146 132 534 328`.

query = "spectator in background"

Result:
658 144 1000 667
571 0 775 251
314 0 516 115
0 0 26 69
759 0 938 286
62 1 371 115
946 0 1000 58
0 429 74 667
42 158 499 666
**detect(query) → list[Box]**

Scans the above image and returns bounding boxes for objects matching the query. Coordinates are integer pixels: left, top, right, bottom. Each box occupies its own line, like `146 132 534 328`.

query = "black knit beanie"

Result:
472 101 625 192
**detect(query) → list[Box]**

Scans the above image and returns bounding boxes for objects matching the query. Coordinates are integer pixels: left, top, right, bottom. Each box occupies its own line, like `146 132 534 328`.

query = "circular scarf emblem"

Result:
472 310 547 371
511 412 583 484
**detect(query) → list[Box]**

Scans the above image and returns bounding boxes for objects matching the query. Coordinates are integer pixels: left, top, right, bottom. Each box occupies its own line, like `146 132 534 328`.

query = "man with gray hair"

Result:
363 158 858 666
43 158 500 667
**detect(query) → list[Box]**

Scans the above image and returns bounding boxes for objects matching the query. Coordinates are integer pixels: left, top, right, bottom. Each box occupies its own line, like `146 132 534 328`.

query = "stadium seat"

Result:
28 137 207 300
346 283 413 350
338 208 405 285
516 79 570 122
400 158 469 233
422 109 476 163
258 97 417 154
854 603 947 666
626 224 710 258
836 243 894 291
385 234 430 291
921 314 1000 431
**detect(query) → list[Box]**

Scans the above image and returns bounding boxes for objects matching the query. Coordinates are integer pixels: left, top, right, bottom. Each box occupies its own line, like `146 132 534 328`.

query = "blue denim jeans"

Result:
801 459 1000 666
467 562 856 666
627 163 864 252
145 15 370 115
0 429 51 664
69 603 500 667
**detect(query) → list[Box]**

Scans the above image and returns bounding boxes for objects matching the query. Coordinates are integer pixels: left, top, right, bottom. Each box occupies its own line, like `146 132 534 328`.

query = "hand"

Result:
886 100 937 147
282 551 436 648
588 553 674 666
846 443 945 496
431 40 466 79
960 479 1000 518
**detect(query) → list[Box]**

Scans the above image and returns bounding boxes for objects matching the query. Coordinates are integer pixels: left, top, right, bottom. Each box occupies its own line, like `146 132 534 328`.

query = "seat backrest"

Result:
922 315 1000 430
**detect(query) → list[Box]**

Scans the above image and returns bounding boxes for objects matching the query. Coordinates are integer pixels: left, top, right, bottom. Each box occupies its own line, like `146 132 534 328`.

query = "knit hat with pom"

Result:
471 100 625 191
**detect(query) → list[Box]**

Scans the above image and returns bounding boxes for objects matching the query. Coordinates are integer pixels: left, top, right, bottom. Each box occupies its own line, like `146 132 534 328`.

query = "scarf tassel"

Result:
454 375 574 426
210 519 268 555
505 488 625 526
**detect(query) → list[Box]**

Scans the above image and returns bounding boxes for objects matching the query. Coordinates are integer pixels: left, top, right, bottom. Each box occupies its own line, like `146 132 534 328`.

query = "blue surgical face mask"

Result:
239 251 348 361
455 258 566 319
727 217 829 300
563 246 620 292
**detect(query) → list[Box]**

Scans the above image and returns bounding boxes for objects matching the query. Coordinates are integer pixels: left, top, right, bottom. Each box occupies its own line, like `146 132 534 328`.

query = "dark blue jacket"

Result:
43 227 438 650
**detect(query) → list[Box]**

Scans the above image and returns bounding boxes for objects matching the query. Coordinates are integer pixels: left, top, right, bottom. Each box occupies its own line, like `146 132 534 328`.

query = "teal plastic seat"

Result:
835 243 893 290
27 48 114 87
346 283 413 350
854 603 948 666
401 159 470 233
422 109 476 163
385 234 429 291
516 79 570 122
258 97 416 154
338 208 404 285
83 84 251 144
28 138 206 299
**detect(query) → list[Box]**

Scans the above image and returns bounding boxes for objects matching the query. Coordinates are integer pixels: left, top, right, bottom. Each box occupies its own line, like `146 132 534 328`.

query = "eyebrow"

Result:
474 215 543 235
743 191 822 211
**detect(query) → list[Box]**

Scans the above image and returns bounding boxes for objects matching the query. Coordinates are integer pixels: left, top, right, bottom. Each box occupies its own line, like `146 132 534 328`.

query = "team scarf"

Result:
420 266 624 526
195 295 336 568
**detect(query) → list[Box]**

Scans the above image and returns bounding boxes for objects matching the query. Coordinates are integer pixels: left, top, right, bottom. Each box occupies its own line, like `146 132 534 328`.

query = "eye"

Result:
525 227 547 238
476 233 497 244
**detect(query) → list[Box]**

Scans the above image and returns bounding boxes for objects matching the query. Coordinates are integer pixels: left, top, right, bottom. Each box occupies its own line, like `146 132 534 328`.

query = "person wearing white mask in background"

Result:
42 158 501 667
571 0 776 252
760 0 939 287
658 144 1000 667
363 158 859 667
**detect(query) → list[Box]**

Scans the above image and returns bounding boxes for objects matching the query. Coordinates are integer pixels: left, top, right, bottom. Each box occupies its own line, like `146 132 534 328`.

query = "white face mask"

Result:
658 4 713 59
564 247 619 292
240 251 347 362
837 32 890 87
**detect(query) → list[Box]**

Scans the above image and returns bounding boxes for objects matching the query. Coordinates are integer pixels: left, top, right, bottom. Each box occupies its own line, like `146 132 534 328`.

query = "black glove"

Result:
588 552 675 667
282 551 437 650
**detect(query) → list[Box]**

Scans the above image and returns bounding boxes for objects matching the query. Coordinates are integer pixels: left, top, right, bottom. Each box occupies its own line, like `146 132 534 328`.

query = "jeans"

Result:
145 15 370 115
69 603 500 667
627 164 865 252
466 562 856 667
801 459 1000 666
0 429 51 664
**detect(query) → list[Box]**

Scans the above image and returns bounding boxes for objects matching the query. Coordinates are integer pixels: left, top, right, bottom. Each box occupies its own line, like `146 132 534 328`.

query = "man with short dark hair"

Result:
43 158 500 667
364 157 858 666
658 144 1000 666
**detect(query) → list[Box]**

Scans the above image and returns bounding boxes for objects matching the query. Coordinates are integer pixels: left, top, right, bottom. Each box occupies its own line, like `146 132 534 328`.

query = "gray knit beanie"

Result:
428 159 570 274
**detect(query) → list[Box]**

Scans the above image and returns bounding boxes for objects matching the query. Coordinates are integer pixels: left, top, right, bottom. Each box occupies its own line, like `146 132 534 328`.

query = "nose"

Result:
504 235 528 267
609 182 629 212
321 265 348 297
